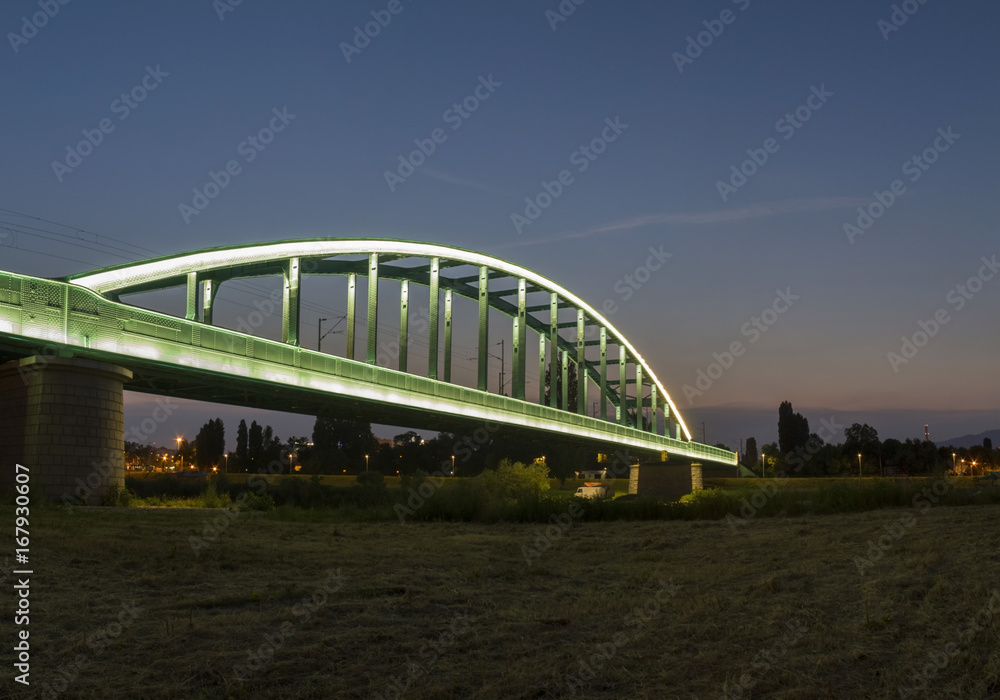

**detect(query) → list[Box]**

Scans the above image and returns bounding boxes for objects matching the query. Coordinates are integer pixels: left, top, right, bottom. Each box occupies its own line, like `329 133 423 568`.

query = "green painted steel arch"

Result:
68 238 694 441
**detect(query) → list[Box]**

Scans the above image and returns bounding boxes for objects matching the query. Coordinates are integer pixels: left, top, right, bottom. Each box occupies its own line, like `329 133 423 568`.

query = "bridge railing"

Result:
0 270 737 465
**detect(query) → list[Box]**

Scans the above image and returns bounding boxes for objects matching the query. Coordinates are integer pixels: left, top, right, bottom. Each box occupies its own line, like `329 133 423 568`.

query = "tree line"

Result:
733 401 998 477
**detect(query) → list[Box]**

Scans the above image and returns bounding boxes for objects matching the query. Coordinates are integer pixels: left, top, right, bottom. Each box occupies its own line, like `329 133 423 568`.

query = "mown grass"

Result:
7 502 1000 699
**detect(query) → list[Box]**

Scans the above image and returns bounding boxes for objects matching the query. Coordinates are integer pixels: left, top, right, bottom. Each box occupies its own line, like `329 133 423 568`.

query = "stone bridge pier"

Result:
0 356 132 505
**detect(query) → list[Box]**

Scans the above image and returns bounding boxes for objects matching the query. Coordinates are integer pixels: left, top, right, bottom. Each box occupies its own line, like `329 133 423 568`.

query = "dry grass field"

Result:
5 502 1000 699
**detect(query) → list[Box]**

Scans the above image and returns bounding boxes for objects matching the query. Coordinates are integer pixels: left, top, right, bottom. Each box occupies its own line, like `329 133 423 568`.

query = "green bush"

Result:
102 483 135 507
477 459 551 502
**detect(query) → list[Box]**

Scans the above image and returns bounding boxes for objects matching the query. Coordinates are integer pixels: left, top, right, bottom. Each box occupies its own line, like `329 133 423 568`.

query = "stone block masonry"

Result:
0 356 132 504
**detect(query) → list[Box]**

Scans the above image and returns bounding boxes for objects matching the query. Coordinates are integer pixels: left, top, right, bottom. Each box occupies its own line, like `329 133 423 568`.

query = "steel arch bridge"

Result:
0 239 736 465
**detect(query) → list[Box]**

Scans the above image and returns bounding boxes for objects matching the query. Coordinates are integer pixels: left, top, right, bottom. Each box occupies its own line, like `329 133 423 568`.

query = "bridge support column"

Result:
185 272 199 321
0 356 131 505
650 385 658 434
346 273 357 361
399 280 409 373
538 335 545 405
429 259 440 380
201 279 218 326
477 266 488 391
366 253 378 364
560 350 568 410
443 289 453 382
548 294 558 408
599 327 607 421
283 258 301 346
512 278 526 400
576 310 586 415
635 365 643 430
618 346 627 426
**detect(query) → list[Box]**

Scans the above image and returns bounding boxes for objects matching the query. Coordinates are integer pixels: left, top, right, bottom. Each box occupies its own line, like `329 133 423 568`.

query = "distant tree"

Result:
761 442 780 477
778 401 809 455
176 438 194 466
544 360 579 412
248 421 263 470
744 437 758 469
393 431 422 447
985 437 994 452
236 419 249 471
311 413 376 473
843 423 879 457
194 418 226 470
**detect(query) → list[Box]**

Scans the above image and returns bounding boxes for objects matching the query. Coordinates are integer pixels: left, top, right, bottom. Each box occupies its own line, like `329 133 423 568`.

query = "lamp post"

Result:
858 453 862 479
761 450 765 479
365 453 369 473
451 454 456 477
176 437 184 470
952 453 956 472
224 453 229 474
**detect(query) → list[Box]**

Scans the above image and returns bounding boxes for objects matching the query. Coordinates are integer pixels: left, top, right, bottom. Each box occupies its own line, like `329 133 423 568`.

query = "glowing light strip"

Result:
70 240 693 439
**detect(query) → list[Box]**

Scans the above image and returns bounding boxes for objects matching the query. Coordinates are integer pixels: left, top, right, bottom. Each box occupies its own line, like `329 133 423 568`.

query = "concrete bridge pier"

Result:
0 356 132 505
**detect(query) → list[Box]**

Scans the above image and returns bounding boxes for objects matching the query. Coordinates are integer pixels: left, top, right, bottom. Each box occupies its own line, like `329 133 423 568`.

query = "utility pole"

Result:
318 318 326 352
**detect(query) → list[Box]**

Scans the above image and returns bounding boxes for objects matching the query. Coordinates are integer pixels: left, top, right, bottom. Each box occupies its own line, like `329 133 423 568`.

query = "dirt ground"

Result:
4 502 1000 699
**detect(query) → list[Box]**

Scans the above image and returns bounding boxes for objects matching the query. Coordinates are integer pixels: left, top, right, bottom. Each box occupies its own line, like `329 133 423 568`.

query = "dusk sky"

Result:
1 0 997 448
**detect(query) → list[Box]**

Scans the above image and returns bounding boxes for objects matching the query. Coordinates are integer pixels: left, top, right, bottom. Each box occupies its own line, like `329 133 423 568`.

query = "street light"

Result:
451 454 456 476
953 453 957 472
365 454 369 472
858 453 862 479
761 450 765 479
176 437 184 469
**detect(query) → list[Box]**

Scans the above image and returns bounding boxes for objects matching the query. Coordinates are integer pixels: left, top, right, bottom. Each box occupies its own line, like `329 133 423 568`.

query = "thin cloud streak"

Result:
420 168 513 196
495 197 870 250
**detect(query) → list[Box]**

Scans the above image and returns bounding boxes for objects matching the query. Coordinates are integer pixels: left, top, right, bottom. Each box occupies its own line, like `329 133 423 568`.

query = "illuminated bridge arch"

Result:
69 239 692 436
0 239 737 465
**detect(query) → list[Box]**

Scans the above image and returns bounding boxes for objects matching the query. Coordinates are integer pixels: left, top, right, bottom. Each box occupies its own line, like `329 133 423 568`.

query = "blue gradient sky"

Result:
1 0 997 447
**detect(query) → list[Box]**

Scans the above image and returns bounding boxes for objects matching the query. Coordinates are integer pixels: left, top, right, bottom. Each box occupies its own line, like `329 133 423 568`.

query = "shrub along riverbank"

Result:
112 465 1000 524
